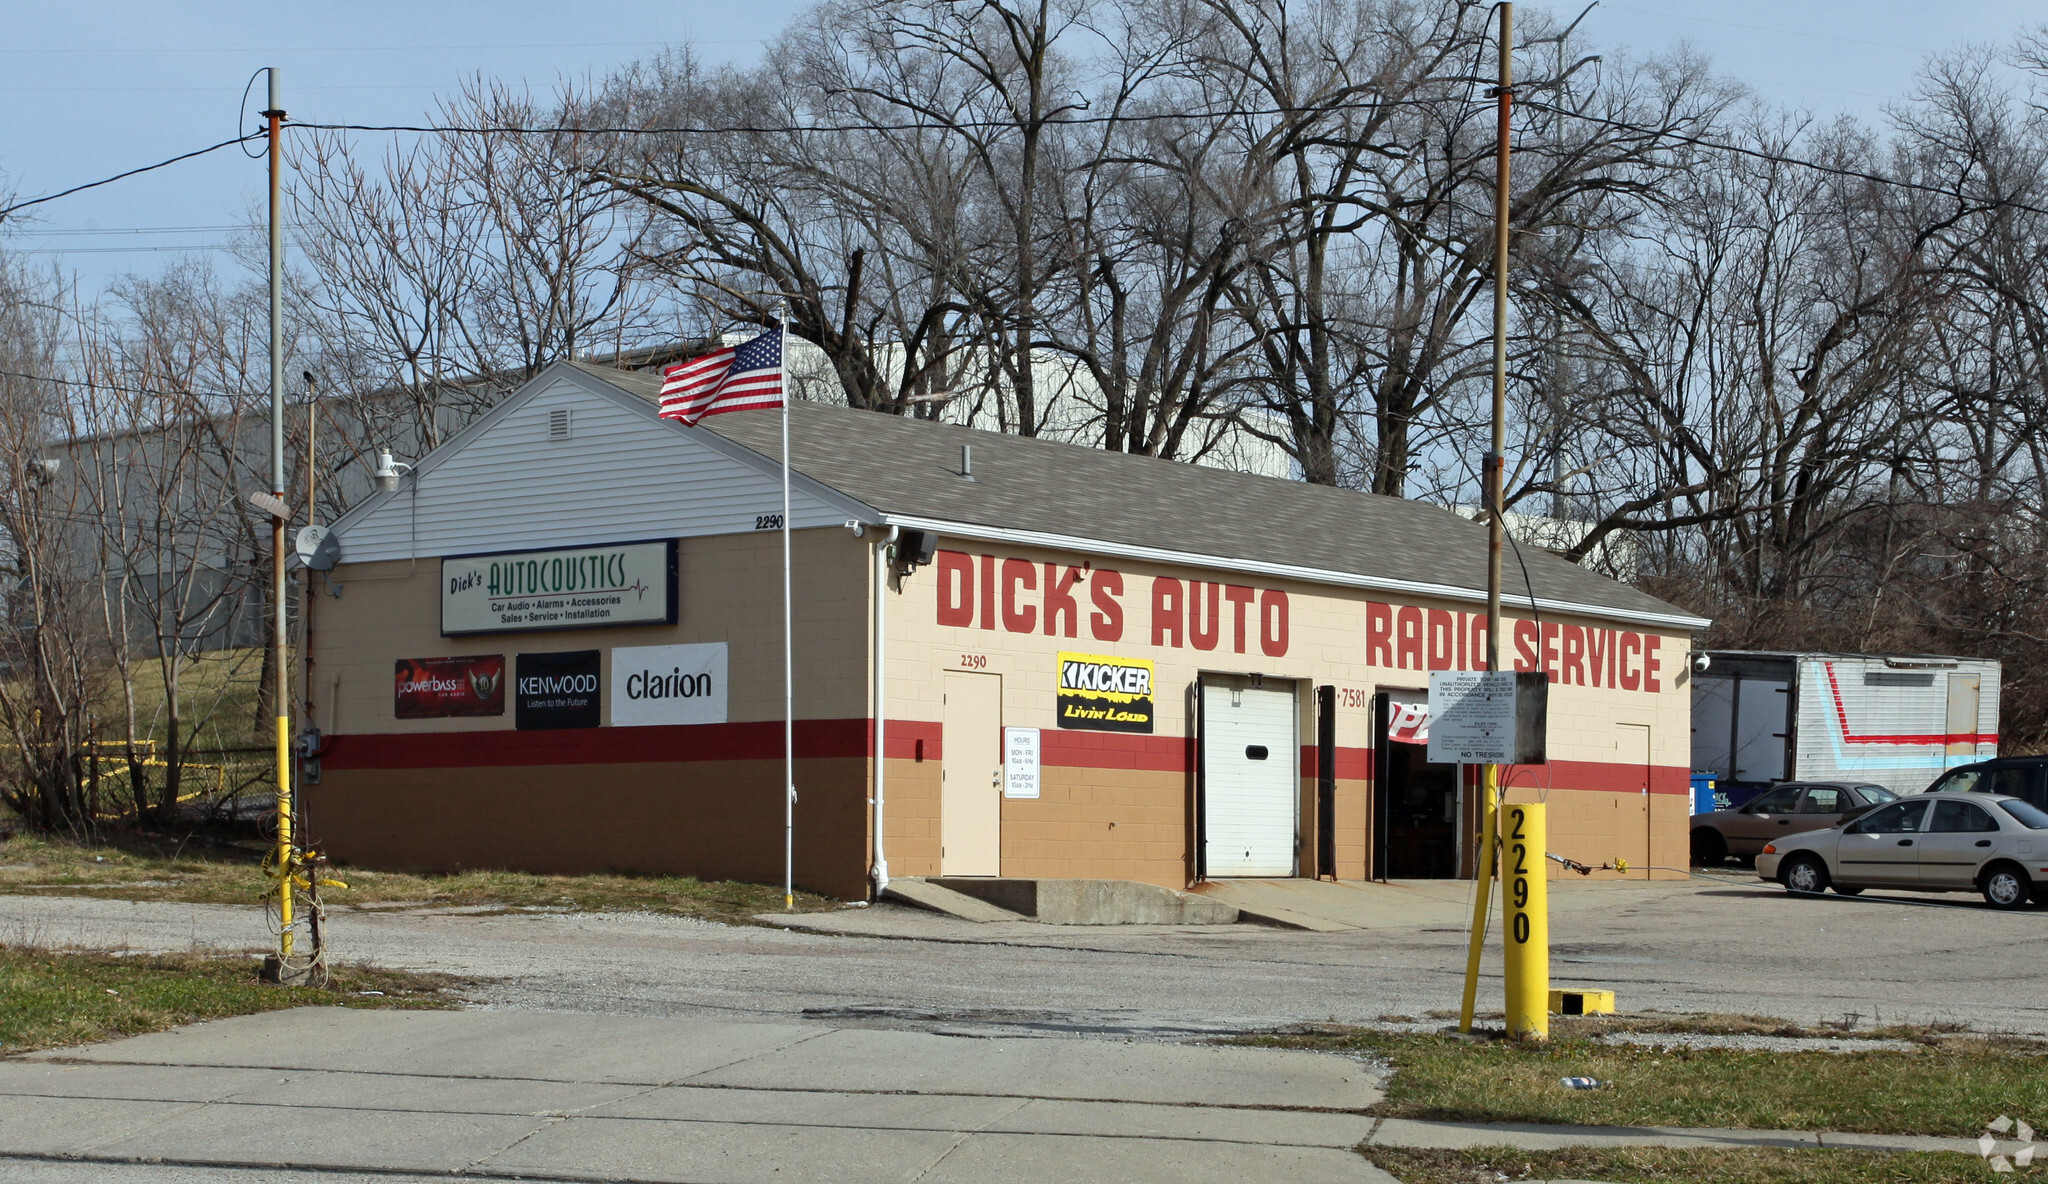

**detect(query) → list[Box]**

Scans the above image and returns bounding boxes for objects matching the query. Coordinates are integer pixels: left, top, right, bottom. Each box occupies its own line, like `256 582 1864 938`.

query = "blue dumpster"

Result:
1690 772 1720 816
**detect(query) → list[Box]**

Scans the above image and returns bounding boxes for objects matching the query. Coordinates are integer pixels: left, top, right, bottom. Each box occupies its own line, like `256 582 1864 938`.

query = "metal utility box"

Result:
1689 651 1999 802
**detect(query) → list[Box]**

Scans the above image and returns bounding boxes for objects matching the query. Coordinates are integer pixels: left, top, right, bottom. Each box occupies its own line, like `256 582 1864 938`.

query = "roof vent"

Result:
548 408 573 441
959 443 976 481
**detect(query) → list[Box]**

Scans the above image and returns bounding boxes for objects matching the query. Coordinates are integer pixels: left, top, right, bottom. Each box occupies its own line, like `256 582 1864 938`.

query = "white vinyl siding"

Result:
338 375 854 561
1792 656 2003 793
1203 680 1298 877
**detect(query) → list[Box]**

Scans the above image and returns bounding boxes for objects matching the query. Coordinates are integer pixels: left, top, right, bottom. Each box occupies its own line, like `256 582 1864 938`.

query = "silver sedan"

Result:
1757 793 2048 910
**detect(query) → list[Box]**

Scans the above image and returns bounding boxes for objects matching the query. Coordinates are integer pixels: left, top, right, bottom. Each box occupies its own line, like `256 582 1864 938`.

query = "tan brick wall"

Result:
303 521 1697 898
306 529 876 897
882 541 1695 889
309 529 871 736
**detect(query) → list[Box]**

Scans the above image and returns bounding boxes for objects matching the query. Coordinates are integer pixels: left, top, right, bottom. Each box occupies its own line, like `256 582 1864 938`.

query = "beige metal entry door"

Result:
1203 678 1299 877
941 671 1003 876
1616 724 1652 873
1947 673 1982 757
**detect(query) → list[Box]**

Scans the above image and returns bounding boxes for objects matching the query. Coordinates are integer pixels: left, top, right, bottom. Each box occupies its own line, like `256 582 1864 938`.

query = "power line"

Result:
0 39 764 55
0 135 261 220
0 366 256 403
1597 3 1929 54
16 225 244 236
14 244 236 255
285 96 1460 137
299 105 2048 218
0 84 459 94
9 86 2048 232
1518 100 2048 218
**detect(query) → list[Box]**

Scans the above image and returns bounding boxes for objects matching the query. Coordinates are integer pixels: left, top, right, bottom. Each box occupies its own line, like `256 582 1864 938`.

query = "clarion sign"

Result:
442 540 677 636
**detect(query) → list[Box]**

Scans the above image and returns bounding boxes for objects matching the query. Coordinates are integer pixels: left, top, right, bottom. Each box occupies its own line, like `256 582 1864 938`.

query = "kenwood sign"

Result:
442 541 676 636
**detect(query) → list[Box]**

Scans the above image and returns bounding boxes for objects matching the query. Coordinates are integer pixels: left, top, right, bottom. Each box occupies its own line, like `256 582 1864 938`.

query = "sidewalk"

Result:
1364 1116 1980 1155
0 1006 1989 1182
0 1007 1395 1184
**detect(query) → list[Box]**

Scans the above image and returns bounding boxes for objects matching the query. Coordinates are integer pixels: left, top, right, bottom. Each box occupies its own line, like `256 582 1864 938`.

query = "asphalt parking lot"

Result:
5 873 2046 1037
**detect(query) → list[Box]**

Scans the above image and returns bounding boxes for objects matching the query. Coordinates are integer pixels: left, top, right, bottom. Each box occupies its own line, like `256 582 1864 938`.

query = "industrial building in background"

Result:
299 360 1707 899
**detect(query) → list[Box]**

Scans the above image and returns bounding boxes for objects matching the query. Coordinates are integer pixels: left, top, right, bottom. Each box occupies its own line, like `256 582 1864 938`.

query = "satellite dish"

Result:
295 524 341 571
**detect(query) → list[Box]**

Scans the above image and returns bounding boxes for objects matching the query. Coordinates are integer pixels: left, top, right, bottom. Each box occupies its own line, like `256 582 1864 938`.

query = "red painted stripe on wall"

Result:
885 720 942 761
323 719 876 770
1821 662 1998 746
1501 759 1692 795
1038 729 1186 772
325 723 1686 791
1299 746 1373 780
322 719 1178 772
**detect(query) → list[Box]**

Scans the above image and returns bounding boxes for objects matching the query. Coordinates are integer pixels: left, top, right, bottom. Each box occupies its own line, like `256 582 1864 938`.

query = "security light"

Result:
372 449 413 492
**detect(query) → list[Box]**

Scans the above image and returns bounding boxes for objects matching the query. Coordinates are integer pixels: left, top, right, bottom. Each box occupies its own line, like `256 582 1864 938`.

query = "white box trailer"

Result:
1690 651 2000 803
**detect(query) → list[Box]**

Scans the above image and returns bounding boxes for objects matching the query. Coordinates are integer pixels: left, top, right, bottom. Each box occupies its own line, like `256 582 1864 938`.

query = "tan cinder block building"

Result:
305 361 1709 900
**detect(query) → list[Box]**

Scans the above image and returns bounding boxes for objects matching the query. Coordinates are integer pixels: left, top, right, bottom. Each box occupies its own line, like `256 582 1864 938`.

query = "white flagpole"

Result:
780 306 794 911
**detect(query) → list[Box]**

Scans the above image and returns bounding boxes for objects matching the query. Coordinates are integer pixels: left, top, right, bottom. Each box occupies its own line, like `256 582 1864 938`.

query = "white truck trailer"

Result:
1690 651 2000 806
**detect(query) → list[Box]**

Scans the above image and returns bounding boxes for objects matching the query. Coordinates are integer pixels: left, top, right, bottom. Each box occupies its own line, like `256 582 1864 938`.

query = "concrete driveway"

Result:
3 875 2044 1036
2 1008 1391 1184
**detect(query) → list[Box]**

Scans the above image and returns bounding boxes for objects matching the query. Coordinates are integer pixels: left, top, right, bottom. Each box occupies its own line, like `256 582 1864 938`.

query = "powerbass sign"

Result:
442 540 676 636
1057 652 1155 734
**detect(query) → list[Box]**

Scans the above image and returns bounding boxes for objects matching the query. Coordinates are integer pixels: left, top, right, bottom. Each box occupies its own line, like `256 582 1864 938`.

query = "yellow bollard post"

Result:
1501 802 1548 1040
276 715 293 957
1456 763 1499 1033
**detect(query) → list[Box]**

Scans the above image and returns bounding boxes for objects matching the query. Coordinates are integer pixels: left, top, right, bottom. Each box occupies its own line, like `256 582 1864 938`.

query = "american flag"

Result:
658 329 784 425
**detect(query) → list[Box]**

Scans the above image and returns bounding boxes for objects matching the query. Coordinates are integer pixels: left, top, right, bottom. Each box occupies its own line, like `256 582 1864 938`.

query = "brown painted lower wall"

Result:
308 757 872 900
1520 787 1693 881
309 726 1693 898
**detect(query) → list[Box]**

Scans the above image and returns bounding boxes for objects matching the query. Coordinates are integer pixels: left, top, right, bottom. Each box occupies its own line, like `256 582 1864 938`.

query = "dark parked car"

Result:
1922 757 2048 811
1690 781 1898 865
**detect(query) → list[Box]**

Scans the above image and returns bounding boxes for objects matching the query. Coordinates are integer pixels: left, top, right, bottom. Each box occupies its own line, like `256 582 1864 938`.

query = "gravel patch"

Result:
1600 1031 1920 1053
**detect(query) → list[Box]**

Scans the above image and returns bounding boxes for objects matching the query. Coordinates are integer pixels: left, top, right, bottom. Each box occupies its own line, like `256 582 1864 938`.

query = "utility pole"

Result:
264 67 295 967
302 371 318 736
1459 1 1512 1035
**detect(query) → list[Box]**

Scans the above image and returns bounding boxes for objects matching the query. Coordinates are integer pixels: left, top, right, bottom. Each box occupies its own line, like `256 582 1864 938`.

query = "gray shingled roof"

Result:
572 361 1703 627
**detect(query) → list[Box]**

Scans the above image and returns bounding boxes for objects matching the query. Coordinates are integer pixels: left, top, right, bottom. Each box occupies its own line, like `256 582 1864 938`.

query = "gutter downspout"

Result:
872 524 900 896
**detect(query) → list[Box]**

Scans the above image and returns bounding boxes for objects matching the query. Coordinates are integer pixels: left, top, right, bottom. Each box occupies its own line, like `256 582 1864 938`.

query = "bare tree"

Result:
0 256 102 833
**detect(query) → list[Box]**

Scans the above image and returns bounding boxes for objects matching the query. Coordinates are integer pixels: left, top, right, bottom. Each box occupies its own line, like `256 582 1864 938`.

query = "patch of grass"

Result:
1547 1011 2036 1051
0 946 459 1054
1368 1146 1991 1184
1241 1028 2048 1136
0 832 838 925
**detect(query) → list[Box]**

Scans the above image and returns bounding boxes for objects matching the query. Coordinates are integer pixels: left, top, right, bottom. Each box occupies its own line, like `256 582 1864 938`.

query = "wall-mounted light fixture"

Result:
372 449 413 492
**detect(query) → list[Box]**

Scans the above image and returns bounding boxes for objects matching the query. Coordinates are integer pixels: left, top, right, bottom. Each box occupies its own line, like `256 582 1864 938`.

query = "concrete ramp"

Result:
1192 879 1483 931
882 878 1030 922
1192 877 1696 931
929 878 1240 925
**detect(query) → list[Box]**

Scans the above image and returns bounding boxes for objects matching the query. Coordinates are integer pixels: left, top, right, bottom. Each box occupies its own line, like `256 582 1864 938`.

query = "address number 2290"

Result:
754 514 784 530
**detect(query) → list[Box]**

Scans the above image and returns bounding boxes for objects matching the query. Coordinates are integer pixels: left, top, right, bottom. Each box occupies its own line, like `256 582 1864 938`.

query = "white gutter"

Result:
870 524 899 895
877 514 1712 633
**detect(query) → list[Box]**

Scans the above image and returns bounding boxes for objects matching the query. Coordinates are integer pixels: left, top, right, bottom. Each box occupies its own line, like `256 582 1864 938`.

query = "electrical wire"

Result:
284 96 1457 138
0 134 262 220
296 100 2048 218
0 366 257 403
239 69 270 159
1518 99 2048 217
11 87 2048 227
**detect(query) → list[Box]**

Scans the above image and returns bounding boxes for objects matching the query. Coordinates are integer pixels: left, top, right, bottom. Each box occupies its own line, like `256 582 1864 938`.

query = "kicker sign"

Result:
1057 652 1155 734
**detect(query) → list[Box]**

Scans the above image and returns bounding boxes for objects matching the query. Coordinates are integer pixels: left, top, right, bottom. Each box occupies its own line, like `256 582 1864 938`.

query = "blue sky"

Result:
2 0 2043 290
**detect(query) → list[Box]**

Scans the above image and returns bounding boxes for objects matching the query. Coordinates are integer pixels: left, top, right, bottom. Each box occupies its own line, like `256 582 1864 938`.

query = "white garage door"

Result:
1203 678 1298 877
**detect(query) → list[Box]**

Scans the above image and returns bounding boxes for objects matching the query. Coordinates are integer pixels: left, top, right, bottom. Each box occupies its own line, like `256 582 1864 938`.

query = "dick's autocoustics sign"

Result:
442 541 676 636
